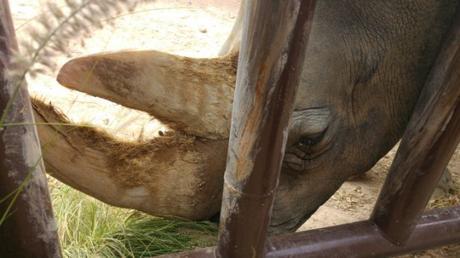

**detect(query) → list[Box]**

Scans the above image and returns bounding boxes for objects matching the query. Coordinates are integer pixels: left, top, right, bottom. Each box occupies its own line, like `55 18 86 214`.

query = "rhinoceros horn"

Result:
57 50 238 139
33 49 240 220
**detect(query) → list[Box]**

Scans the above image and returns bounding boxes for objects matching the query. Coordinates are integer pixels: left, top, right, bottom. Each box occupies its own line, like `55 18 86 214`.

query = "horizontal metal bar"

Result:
165 206 460 258
268 206 460 257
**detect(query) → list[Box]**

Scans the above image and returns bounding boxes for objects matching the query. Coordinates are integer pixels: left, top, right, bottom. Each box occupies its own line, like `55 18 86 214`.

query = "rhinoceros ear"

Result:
57 50 237 139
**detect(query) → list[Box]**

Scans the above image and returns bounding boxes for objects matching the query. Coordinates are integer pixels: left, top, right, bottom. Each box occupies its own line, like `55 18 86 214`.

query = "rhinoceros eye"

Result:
297 129 327 155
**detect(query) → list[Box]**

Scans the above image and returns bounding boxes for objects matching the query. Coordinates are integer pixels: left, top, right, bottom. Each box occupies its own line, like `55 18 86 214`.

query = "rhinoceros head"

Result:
34 0 458 233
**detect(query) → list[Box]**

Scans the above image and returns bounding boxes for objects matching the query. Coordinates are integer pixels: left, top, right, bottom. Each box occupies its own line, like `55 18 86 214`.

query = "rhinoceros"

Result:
31 0 459 233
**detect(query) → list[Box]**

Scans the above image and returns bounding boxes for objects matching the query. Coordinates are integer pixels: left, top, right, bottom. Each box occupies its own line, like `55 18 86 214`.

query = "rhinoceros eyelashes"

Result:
297 127 329 156
298 130 326 150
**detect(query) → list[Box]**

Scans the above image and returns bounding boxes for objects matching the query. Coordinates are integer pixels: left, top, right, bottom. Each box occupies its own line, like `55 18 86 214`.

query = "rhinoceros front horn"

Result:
33 50 240 220
56 50 237 139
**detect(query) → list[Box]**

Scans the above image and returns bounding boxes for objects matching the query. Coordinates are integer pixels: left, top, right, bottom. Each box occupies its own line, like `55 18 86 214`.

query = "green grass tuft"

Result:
49 178 217 257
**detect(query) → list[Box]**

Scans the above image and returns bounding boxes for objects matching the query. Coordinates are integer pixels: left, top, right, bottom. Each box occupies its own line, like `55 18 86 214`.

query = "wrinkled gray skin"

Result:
229 0 459 232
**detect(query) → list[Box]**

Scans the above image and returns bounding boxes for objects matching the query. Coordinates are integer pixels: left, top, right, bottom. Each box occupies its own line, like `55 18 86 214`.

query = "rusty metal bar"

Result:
267 206 460 258
370 5 460 245
216 1 316 257
0 0 62 257
165 206 460 258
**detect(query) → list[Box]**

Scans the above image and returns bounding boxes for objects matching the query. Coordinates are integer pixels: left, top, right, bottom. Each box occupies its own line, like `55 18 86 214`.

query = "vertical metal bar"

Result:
216 1 316 257
371 6 460 245
0 0 62 257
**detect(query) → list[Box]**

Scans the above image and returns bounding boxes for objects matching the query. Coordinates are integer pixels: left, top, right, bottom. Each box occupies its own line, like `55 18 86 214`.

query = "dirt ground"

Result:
10 0 460 257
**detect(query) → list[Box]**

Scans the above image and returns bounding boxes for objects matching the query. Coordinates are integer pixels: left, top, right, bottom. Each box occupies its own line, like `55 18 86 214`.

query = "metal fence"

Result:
1 0 459 257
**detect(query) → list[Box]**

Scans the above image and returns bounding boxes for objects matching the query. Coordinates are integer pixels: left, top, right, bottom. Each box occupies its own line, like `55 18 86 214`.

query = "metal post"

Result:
371 6 460 245
0 0 62 257
216 1 316 257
